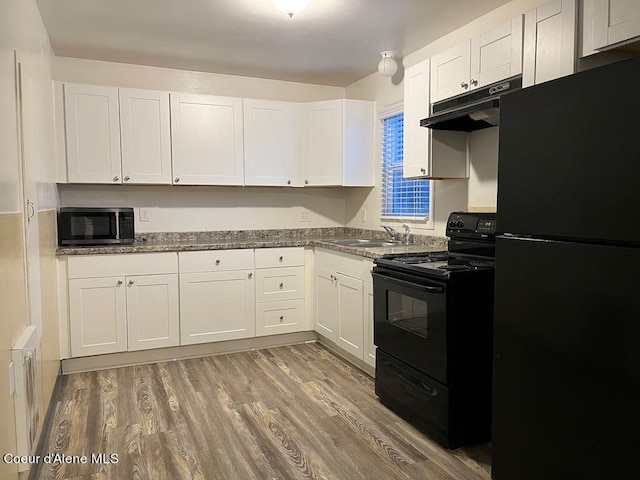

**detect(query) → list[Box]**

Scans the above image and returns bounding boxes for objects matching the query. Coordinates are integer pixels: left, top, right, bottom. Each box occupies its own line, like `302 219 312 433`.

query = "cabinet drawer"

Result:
256 299 305 337
255 266 304 302
67 252 177 278
254 247 304 268
314 248 362 279
179 249 254 273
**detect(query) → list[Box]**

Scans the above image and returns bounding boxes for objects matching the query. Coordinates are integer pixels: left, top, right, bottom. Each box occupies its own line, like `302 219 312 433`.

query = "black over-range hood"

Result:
421 76 522 132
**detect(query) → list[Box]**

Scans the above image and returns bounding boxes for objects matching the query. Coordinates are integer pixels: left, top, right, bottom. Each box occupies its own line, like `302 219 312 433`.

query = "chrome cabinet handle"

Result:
117 280 123 286
124 176 130 181
471 79 478 86
113 176 119 182
420 168 426 174
215 260 220 265
461 82 469 89
287 180 291 185
304 179 309 185
248 272 253 279
279 256 284 262
279 283 284 289
174 177 180 183
128 280 134 286
279 315 284 322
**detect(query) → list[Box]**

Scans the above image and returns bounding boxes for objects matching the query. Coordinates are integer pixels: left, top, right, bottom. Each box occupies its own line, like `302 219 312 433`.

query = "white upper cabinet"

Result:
404 59 469 179
523 0 577 87
593 0 640 50
430 16 524 103
244 99 301 186
64 83 122 183
170 93 244 185
64 83 172 184
302 99 374 187
119 88 172 184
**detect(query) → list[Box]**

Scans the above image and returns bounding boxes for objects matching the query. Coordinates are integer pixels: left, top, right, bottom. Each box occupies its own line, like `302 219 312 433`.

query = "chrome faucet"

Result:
382 226 397 243
402 223 411 245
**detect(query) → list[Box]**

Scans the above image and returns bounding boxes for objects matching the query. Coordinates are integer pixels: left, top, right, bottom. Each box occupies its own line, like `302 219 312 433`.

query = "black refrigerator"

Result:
493 56 640 480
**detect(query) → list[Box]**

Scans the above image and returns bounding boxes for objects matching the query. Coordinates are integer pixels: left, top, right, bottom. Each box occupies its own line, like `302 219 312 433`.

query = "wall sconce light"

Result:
378 51 398 78
273 0 309 18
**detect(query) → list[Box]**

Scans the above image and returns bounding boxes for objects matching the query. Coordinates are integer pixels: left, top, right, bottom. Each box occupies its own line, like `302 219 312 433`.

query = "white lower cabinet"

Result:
255 247 305 336
179 250 255 344
313 249 365 361
67 253 179 357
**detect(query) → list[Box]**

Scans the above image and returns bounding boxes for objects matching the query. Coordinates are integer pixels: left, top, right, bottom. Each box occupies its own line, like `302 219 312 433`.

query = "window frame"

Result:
378 105 434 230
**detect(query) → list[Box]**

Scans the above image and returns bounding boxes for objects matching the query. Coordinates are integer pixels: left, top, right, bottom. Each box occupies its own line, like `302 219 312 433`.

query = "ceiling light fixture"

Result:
273 0 309 18
378 51 398 78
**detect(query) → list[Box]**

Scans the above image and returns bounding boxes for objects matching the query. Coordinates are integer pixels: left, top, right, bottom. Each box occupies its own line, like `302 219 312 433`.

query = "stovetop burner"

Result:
375 251 495 278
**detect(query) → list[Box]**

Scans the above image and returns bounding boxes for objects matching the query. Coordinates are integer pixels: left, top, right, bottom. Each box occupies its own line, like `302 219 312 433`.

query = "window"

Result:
381 112 431 221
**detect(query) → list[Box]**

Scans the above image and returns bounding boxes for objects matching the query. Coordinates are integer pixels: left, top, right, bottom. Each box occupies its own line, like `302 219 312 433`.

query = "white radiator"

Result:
12 325 40 473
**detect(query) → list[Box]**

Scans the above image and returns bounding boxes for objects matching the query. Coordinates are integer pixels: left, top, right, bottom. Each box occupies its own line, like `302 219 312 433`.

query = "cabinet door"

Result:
336 274 364 360
471 16 523 89
64 83 122 184
403 60 431 178
302 100 343 186
119 88 172 184
126 274 179 351
69 277 127 356
593 0 640 49
170 93 244 185
523 0 577 88
363 281 375 368
313 266 338 340
244 99 301 186
179 270 255 344
430 42 471 103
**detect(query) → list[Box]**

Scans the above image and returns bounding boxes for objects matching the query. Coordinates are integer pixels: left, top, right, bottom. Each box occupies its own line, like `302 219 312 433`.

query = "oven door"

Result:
373 267 448 384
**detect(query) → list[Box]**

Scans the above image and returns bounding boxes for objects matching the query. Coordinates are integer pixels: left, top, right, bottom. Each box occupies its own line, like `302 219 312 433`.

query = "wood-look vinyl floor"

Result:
38 343 491 480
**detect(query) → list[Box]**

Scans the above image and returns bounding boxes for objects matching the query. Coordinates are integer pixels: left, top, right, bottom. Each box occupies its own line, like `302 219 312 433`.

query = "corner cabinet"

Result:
430 16 523 103
66 253 179 357
170 93 244 185
523 0 577 88
403 60 468 179
244 99 301 187
302 99 374 186
178 250 255 344
64 83 172 184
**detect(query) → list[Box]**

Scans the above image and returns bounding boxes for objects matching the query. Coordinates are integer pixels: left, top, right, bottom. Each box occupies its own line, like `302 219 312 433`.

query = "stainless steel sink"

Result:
325 238 398 248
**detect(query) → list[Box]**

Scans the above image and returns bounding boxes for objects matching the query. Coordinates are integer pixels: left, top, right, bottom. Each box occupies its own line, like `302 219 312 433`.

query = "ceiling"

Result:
36 0 511 87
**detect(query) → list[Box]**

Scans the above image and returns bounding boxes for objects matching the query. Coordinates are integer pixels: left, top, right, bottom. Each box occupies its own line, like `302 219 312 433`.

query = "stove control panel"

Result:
446 212 497 240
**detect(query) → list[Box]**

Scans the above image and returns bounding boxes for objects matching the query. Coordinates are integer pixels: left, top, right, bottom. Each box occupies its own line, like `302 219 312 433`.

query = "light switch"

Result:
300 208 311 222
139 208 150 223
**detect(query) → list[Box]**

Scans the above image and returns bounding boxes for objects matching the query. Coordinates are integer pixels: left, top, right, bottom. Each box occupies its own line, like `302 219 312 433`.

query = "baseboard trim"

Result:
28 362 64 480
61 331 317 374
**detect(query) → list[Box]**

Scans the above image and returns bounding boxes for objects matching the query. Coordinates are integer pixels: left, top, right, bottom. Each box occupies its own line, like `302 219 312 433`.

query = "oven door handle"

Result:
375 274 445 294
381 359 438 397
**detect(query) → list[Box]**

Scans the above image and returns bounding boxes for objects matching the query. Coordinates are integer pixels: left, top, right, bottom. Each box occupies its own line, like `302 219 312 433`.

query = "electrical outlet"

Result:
300 208 311 222
139 208 150 223
360 209 367 223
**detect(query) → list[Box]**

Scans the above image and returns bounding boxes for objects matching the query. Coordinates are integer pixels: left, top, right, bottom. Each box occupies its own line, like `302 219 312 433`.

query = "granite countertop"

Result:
56 228 448 259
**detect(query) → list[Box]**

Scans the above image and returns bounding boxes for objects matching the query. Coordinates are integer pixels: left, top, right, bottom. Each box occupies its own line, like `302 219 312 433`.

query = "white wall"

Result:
344 0 549 236
58 185 348 232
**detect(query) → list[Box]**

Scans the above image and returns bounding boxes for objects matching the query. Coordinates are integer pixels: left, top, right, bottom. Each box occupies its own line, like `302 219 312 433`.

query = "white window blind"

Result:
381 112 431 220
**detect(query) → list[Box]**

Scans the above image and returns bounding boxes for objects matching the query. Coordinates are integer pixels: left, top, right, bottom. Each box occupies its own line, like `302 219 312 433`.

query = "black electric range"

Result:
372 212 496 449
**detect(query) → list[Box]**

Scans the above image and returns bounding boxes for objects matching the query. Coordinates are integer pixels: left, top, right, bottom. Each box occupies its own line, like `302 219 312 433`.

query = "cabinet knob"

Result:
128 280 134 286
279 256 283 262
279 282 284 289
117 280 123 286
279 315 284 322
461 82 469 89
248 272 253 279
124 176 130 182
470 79 478 86
215 259 221 265
113 176 119 182
174 177 180 183
287 180 291 185
304 179 309 185
420 168 426 175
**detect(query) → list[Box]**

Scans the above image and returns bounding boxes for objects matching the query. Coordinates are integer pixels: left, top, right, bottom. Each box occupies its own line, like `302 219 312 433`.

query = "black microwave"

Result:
58 207 135 246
